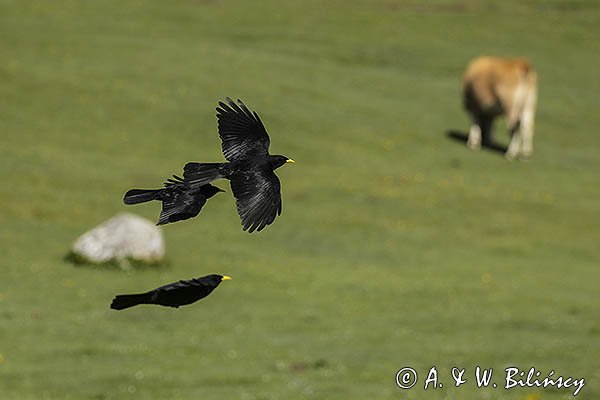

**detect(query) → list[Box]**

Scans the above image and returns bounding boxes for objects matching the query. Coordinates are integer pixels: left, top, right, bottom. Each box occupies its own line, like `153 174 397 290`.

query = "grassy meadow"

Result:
1 1 599 399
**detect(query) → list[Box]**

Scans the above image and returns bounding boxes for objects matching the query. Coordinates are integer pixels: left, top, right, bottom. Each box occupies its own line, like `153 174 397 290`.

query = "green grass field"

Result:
1 1 599 399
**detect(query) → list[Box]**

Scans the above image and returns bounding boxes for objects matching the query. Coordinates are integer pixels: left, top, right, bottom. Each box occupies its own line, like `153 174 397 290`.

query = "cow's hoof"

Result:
519 154 532 161
467 141 481 151
520 150 533 160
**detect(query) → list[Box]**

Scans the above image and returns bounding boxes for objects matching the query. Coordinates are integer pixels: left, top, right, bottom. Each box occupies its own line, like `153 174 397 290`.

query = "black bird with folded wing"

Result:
123 175 224 225
110 274 231 310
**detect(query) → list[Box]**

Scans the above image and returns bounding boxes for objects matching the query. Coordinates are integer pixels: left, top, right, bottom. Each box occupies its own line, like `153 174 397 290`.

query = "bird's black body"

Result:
184 154 289 232
110 274 230 310
123 176 223 225
123 97 294 232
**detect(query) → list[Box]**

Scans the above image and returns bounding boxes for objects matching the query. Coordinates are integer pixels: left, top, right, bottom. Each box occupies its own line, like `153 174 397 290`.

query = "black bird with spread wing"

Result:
123 98 294 232
110 274 231 310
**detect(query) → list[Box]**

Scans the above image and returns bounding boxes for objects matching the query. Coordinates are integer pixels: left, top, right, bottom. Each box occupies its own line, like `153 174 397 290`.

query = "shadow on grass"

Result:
64 251 170 271
445 130 507 155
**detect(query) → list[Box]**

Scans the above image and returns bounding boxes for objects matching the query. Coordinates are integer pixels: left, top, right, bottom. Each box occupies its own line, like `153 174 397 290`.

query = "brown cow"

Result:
463 56 538 160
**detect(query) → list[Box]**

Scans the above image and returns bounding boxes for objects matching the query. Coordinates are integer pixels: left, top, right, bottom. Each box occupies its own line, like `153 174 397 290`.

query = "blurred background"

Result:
1 1 599 399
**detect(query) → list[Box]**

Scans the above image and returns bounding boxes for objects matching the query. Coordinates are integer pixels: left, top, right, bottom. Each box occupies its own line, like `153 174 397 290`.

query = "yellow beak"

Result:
221 275 232 281
286 159 296 164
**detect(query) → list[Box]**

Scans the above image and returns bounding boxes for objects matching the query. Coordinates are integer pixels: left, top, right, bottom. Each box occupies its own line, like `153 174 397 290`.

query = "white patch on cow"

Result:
467 123 482 150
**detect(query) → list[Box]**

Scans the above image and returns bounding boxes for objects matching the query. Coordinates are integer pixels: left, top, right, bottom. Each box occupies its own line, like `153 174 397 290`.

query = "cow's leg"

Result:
520 117 534 159
505 121 521 160
519 89 537 159
467 122 482 150
467 115 491 150
479 116 493 147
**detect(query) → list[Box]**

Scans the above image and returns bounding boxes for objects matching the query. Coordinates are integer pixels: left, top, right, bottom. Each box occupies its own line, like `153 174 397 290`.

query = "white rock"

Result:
71 213 164 264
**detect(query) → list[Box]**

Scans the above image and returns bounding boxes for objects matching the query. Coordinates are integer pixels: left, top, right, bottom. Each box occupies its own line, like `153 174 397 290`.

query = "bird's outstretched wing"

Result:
229 169 282 233
216 98 270 161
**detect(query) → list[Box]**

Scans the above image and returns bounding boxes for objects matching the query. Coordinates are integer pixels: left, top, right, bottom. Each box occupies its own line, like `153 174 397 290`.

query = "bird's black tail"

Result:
123 189 162 205
110 292 153 310
183 162 225 186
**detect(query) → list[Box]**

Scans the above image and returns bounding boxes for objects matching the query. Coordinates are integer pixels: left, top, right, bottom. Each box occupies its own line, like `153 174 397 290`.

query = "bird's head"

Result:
204 274 232 287
201 184 226 198
270 155 295 170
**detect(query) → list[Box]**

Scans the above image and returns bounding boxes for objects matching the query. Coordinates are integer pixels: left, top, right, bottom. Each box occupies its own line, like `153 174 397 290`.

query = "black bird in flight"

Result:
124 98 294 232
110 274 231 310
124 175 224 225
